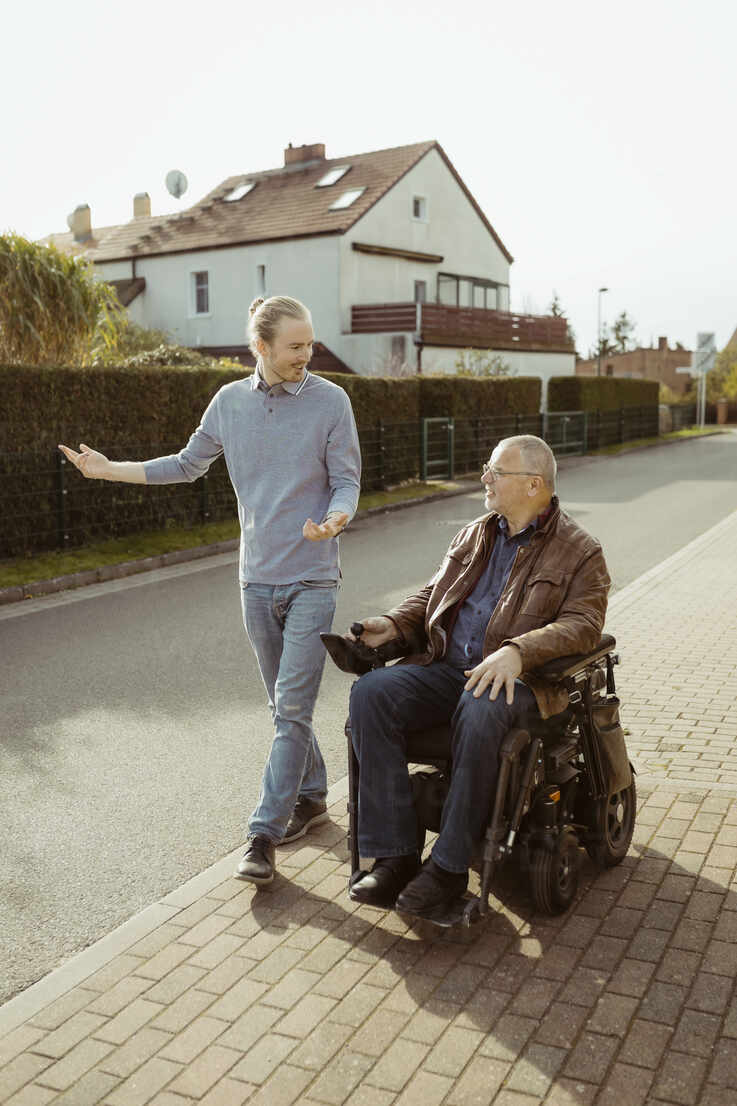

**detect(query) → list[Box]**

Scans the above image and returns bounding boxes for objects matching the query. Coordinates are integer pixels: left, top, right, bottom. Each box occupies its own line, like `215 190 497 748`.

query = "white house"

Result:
45 141 574 392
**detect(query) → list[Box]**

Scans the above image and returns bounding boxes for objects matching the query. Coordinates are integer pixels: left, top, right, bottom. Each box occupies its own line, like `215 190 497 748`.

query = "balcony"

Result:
351 303 573 352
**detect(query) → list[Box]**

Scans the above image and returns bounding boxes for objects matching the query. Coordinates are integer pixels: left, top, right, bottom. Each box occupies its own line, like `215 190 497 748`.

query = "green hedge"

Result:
547 376 659 412
318 373 420 428
0 365 543 451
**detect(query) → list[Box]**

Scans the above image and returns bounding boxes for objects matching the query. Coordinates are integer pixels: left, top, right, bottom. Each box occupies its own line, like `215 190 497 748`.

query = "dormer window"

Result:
329 187 366 210
224 181 256 202
316 166 351 187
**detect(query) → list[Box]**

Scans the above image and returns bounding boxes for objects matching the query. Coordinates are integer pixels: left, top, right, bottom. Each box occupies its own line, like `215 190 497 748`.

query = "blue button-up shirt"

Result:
445 516 537 670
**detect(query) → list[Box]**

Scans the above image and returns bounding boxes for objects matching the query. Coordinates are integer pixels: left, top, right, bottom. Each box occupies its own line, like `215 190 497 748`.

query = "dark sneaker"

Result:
395 857 468 919
280 797 329 844
349 853 421 908
235 835 275 885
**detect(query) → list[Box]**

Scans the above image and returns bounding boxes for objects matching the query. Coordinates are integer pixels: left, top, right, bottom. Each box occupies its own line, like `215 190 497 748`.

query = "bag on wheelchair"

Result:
581 653 633 798
590 695 632 795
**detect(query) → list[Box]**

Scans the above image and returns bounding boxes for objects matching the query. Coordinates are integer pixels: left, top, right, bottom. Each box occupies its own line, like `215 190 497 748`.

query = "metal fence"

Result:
1 403 695 559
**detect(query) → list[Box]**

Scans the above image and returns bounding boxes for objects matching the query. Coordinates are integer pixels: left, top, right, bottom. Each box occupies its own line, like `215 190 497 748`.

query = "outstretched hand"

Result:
302 512 349 542
58 443 110 480
464 644 522 704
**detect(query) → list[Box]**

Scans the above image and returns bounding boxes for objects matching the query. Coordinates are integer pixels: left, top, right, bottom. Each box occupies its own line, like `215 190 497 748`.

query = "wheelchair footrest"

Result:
396 893 484 929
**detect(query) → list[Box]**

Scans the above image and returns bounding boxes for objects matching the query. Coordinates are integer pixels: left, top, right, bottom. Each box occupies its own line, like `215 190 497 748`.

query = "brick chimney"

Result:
284 142 326 166
133 192 151 218
67 203 92 243
658 336 668 351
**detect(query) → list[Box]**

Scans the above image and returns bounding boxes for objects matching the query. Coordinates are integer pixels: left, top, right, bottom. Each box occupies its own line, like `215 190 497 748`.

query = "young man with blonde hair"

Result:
60 295 361 886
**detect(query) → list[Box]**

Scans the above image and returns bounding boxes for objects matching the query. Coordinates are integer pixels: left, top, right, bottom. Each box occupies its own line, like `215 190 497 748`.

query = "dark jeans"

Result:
349 661 537 873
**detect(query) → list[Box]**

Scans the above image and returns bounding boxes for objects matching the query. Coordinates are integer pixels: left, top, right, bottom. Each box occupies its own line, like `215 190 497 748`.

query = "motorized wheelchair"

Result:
322 625 636 928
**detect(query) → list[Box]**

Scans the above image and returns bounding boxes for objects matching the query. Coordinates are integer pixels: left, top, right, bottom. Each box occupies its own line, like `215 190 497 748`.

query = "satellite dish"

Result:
165 170 188 199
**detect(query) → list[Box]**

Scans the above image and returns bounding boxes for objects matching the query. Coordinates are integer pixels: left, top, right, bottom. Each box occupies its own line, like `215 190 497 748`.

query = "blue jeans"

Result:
241 581 338 843
349 661 537 873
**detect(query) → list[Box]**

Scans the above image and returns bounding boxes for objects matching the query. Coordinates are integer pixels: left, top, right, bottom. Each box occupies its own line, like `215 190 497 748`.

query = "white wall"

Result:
418 347 575 410
96 236 342 351
337 147 511 338
340 332 419 376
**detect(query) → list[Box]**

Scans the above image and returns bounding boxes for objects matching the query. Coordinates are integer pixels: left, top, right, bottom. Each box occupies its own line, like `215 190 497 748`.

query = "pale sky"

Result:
3 0 734 357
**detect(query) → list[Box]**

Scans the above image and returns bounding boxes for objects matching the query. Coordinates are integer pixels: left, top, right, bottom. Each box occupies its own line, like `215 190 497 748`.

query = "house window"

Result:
329 187 366 210
414 280 427 304
316 166 351 187
412 196 428 221
437 271 506 309
192 271 209 315
256 264 266 295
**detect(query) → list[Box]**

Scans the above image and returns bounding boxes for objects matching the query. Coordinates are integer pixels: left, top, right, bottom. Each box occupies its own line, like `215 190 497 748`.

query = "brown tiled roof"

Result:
46 141 512 264
38 224 124 256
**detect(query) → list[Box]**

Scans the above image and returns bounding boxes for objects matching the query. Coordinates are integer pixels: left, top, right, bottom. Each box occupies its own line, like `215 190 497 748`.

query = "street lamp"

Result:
597 287 609 376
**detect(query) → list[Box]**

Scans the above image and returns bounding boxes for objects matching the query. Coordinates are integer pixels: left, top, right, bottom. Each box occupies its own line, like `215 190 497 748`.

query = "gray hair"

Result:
247 295 311 356
499 434 557 490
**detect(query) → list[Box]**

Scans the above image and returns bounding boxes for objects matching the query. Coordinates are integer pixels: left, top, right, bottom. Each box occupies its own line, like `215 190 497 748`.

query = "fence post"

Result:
595 409 602 450
515 412 522 433
582 410 589 456
619 407 626 444
377 419 386 489
448 418 455 480
420 419 428 481
55 450 70 550
200 473 209 523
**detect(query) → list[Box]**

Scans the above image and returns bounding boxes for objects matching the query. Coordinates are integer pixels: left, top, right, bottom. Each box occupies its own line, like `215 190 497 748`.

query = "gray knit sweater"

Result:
144 370 361 584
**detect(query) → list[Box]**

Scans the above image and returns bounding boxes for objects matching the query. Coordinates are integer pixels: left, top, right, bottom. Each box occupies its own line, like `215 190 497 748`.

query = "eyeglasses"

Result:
481 463 542 481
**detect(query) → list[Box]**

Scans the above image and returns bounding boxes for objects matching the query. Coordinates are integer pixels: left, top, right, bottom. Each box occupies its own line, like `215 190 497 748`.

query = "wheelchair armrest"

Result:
532 633 617 682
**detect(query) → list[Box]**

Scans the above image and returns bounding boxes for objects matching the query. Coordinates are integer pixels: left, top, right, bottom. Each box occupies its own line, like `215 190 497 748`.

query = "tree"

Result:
454 349 514 377
0 233 123 366
548 290 577 351
707 343 737 402
611 310 637 353
590 326 616 361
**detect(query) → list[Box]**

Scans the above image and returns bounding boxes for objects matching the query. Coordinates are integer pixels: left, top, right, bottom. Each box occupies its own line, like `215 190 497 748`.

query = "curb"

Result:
0 777 349 1037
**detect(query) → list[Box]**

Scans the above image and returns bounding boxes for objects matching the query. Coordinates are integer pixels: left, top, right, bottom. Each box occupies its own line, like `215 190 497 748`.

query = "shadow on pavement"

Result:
243 794 737 1105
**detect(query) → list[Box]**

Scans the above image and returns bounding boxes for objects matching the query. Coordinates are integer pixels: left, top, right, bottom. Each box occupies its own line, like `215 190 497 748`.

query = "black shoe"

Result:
349 853 420 908
235 835 275 886
395 858 468 919
280 797 329 844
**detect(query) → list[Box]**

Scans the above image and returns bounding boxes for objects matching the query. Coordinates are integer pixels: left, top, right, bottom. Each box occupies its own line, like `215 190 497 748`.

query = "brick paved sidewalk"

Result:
2 511 737 1106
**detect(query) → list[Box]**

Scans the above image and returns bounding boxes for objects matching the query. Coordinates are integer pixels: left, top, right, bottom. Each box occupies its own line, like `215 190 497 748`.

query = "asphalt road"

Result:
2 431 736 1003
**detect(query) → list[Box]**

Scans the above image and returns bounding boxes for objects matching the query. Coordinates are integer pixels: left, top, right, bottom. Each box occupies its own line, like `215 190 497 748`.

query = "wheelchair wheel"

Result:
585 777 637 868
529 827 580 915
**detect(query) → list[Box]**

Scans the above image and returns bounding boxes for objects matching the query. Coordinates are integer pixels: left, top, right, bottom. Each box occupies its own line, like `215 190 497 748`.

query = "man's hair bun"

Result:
246 295 312 355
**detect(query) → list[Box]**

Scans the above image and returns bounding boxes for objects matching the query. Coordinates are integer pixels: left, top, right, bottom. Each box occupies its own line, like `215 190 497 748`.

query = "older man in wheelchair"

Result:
322 434 635 927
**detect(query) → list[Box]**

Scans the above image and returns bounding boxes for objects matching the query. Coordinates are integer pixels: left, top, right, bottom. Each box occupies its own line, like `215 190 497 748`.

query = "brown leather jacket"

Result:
386 496 611 718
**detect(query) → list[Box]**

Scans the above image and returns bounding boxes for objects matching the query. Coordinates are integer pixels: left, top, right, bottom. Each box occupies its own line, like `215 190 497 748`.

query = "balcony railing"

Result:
351 303 573 352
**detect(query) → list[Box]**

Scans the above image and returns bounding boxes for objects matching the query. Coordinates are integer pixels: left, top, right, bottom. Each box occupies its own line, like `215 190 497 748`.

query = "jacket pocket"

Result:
519 569 566 620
